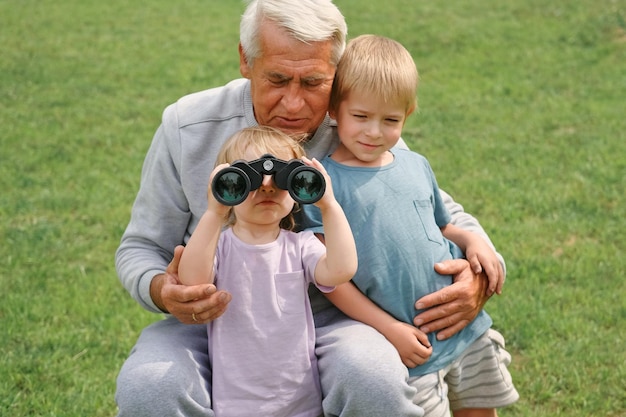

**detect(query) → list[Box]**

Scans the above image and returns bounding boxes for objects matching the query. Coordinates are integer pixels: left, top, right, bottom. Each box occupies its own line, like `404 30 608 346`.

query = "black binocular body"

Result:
211 154 326 206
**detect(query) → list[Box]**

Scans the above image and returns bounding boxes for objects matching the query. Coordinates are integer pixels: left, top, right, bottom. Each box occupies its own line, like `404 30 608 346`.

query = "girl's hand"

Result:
207 163 234 216
301 156 337 209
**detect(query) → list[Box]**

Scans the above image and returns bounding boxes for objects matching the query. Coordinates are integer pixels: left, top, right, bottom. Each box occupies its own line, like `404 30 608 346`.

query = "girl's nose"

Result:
259 175 276 193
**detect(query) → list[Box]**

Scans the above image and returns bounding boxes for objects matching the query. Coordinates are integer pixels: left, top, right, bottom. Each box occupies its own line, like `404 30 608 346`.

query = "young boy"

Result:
179 126 357 417
303 35 519 416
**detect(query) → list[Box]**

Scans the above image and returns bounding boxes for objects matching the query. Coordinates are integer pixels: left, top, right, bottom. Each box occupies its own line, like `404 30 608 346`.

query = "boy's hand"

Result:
465 239 504 296
382 321 432 368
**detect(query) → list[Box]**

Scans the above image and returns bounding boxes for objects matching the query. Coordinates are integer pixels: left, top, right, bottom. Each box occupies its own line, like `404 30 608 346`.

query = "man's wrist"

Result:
150 273 168 313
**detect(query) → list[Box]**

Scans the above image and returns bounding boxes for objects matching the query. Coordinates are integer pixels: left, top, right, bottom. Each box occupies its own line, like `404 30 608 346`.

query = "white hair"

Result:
240 0 347 66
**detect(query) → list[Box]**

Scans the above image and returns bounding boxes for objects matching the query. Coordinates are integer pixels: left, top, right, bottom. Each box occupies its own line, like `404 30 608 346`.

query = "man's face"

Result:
239 21 336 136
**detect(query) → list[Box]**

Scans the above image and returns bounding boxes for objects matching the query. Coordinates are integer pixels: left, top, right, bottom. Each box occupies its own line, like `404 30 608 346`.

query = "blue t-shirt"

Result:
302 148 492 377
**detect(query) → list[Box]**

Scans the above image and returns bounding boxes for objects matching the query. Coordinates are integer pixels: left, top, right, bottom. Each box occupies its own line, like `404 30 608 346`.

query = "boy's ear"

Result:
406 104 417 117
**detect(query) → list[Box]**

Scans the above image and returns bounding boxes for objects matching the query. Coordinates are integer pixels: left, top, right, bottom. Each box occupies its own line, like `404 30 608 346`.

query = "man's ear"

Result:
239 43 251 79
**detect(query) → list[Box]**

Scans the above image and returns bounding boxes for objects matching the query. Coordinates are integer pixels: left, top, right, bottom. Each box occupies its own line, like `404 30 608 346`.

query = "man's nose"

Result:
282 83 305 113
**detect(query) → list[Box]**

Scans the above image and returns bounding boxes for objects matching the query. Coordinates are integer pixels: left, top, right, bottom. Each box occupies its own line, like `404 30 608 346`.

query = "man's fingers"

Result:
177 290 232 324
417 310 469 337
415 285 457 310
194 290 232 321
431 319 469 341
415 308 460 332
433 259 469 276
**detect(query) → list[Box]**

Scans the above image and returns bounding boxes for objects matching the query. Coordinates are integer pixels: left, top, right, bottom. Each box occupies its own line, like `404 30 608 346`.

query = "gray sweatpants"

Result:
115 305 424 417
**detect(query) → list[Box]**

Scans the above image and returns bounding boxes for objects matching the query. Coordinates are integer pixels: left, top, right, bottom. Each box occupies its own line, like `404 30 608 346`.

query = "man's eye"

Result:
269 79 288 86
303 80 323 88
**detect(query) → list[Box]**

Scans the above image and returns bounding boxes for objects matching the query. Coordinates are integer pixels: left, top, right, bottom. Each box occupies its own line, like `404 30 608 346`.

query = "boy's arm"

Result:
325 283 432 368
440 189 506 275
441 223 504 296
304 157 358 287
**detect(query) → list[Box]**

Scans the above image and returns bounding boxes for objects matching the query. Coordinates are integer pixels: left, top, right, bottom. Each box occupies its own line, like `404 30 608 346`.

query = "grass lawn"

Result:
1 0 624 415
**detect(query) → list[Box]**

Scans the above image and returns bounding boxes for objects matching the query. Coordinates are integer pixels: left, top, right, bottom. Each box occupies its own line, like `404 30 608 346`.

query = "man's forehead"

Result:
266 70 332 82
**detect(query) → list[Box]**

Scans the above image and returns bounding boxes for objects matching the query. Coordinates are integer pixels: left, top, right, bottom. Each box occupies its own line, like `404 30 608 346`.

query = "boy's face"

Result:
330 90 410 166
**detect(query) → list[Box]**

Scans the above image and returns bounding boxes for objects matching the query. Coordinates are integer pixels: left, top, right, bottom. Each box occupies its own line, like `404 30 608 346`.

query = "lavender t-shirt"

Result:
209 228 329 417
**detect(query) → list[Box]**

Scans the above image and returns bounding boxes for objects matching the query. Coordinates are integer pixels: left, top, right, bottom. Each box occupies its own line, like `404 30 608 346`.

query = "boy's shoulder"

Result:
392 146 429 163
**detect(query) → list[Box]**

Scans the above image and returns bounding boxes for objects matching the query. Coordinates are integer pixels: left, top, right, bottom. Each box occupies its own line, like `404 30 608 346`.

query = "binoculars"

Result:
211 154 326 206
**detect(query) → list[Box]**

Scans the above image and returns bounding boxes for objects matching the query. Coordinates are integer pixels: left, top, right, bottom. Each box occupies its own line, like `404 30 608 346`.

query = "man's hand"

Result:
413 259 489 340
150 245 232 324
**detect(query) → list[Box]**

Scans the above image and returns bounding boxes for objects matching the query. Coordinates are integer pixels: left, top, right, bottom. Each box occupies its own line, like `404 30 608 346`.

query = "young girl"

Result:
178 126 357 417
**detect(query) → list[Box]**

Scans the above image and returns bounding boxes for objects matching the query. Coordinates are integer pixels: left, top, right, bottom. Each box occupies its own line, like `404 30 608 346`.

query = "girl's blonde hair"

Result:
329 34 418 114
215 126 307 230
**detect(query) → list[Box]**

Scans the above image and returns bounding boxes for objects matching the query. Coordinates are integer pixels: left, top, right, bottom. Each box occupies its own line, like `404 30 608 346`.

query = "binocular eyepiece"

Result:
211 154 326 206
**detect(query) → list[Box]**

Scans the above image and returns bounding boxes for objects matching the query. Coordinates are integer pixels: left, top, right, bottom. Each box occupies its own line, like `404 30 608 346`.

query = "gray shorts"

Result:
408 329 519 416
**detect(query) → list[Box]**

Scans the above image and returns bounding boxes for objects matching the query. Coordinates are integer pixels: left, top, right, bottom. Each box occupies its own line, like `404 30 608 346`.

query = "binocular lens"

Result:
211 155 326 206
213 170 250 205
290 169 325 204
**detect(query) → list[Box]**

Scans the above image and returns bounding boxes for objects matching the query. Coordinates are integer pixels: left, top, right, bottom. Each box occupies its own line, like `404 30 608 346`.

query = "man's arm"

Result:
115 114 191 313
115 105 231 321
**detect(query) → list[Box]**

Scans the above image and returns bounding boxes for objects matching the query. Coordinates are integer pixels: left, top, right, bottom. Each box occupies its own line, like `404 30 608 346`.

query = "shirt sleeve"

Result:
115 103 191 313
299 230 334 293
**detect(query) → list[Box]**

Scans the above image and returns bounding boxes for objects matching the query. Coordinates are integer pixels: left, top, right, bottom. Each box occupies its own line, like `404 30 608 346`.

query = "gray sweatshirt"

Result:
115 78 503 314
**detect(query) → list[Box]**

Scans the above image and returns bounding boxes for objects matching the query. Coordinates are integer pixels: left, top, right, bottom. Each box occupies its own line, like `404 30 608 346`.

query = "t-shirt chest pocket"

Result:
413 199 444 245
274 271 306 315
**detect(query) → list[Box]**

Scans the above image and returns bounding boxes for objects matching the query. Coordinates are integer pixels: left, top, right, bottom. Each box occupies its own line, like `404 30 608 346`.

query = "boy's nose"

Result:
366 121 382 137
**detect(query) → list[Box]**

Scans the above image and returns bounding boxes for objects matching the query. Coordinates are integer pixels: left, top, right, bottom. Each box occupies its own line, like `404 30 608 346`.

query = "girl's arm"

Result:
178 164 231 286
304 157 358 287
441 223 504 295
178 210 223 286
325 282 432 368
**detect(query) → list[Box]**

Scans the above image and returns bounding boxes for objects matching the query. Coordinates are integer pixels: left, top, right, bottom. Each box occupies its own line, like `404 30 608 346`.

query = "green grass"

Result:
1 0 624 416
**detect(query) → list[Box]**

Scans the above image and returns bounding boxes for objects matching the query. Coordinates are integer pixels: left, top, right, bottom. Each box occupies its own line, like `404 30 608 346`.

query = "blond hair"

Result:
329 34 418 114
216 126 306 230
